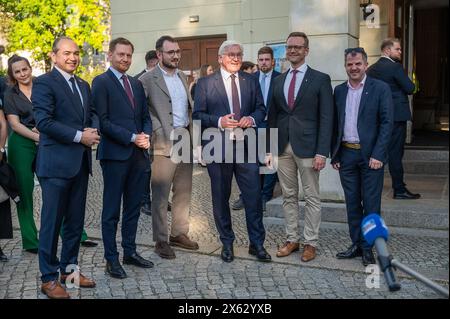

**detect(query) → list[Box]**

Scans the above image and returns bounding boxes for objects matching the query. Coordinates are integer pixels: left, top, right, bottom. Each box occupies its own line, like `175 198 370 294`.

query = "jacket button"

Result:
169 112 172 115
169 100 172 103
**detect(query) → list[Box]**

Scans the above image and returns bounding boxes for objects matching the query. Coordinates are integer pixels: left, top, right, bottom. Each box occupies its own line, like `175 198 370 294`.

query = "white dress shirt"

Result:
283 63 308 106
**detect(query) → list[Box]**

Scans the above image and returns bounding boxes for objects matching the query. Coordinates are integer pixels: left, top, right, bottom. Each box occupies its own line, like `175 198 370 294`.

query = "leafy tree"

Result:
0 0 110 71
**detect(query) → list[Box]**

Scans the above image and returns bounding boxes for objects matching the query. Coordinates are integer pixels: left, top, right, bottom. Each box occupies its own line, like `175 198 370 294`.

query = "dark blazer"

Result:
267 66 333 158
331 76 394 164
367 57 414 122
254 70 281 108
0 76 7 105
192 70 266 137
134 69 146 80
92 69 152 161
32 68 97 178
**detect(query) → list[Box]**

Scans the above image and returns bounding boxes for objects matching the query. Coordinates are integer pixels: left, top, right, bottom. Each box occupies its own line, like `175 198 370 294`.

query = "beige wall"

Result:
111 0 362 83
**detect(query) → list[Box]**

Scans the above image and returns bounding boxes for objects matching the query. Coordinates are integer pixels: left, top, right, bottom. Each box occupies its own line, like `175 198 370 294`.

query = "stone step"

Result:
403 149 448 161
266 197 449 230
401 160 448 175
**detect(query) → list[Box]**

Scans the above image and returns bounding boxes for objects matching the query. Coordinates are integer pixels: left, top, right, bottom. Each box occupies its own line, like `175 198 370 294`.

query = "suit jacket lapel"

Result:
51 69 83 120
358 77 372 119
213 72 231 115
238 72 248 115
106 69 134 111
278 71 291 112
154 67 171 99
76 76 88 121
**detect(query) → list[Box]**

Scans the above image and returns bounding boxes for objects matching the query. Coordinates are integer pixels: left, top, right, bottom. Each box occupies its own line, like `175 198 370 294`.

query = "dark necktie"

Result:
287 69 299 109
121 74 135 108
69 77 83 111
230 74 241 121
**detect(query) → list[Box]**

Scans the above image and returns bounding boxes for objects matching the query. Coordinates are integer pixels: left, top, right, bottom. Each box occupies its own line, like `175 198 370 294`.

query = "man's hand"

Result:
237 116 253 128
80 128 100 147
220 114 239 129
265 153 273 169
332 162 340 170
369 157 383 170
134 133 150 149
312 155 326 171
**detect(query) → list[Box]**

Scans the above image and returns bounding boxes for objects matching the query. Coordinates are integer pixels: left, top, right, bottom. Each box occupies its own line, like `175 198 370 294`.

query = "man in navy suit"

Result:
92 37 153 279
331 47 393 266
231 46 281 212
193 40 271 263
367 38 419 200
32 36 100 299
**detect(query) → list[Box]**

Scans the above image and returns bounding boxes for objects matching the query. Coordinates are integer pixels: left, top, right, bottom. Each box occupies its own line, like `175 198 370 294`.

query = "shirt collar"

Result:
347 74 367 90
260 70 273 79
289 63 308 74
221 67 238 81
381 55 396 63
54 65 75 81
109 66 126 80
158 64 178 77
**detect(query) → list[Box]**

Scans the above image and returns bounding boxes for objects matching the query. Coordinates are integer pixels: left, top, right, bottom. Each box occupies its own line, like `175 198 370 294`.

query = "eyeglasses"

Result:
285 45 306 51
345 47 366 55
224 53 243 60
162 50 181 57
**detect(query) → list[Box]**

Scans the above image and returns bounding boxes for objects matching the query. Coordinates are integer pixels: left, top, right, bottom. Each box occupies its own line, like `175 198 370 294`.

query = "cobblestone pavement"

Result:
1 157 448 299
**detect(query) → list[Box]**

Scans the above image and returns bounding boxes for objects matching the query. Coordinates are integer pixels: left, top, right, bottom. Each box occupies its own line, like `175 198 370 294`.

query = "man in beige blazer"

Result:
139 35 198 259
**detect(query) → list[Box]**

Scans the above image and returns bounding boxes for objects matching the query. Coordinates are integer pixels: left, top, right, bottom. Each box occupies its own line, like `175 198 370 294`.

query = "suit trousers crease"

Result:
38 151 89 282
151 155 192 243
338 148 384 250
277 143 321 247
207 161 265 248
100 148 149 262
389 121 407 192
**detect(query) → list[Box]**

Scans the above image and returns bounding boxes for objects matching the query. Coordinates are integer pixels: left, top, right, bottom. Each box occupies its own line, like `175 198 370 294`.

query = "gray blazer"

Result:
139 66 193 156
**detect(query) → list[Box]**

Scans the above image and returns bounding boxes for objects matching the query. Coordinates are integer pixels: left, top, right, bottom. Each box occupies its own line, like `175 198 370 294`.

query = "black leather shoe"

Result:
336 244 363 259
80 239 98 247
221 245 234 263
0 248 8 262
231 197 244 210
123 253 154 268
141 202 151 216
25 248 38 254
249 245 272 262
106 260 127 279
394 188 421 200
362 249 376 266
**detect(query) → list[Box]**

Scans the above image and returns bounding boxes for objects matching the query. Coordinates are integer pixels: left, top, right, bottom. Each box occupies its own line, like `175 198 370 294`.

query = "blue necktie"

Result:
69 77 83 113
260 74 267 105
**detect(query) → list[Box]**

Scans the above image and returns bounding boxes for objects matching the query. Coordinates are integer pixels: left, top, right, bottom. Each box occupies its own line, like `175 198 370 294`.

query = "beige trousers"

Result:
277 143 321 247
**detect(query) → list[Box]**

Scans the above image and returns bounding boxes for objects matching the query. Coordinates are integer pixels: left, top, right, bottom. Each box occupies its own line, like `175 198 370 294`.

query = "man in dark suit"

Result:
332 47 393 266
32 36 100 299
231 46 281 212
134 50 158 216
92 37 154 279
367 38 419 199
193 40 271 263
266 32 333 262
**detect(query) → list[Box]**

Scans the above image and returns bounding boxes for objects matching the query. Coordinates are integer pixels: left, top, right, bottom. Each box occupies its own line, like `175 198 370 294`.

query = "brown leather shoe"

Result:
155 241 176 259
169 234 199 250
41 280 70 299
60 272 96 288
301 244 316 262
276 241 300 257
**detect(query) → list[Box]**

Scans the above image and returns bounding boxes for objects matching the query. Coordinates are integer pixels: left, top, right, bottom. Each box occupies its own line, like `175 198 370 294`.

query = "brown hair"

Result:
199 64 212 78
155 35 176 52
109 37 134 53
7 54 32 86
381 38 401 51
52 36 76 53
257 46 274 59
287 32 309 48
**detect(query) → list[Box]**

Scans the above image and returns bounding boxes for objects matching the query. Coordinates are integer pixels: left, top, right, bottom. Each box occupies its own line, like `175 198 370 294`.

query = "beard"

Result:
162 58 178 70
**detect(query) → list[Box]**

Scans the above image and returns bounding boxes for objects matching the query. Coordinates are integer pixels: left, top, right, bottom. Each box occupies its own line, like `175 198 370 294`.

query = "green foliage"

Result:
0 0 110 71
77 64 105 85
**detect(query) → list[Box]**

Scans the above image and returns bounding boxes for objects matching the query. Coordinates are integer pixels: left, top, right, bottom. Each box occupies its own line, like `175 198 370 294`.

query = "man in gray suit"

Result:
139 35 198 259
266 32 333 262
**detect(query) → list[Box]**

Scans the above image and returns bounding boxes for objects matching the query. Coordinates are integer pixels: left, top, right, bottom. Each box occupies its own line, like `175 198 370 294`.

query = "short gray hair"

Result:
218 40 244 56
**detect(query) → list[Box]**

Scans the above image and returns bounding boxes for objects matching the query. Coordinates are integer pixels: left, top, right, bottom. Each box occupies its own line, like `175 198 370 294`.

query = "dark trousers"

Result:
38 153 89 283
339 148 384 250
100 148 149 262
207 162 265 247
141 167 151 205
261 172 278 202
388 121 407 192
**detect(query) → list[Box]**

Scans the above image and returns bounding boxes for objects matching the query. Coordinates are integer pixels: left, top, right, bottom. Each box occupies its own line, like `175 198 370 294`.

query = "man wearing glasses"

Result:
193 40 270 263
331 47 393 266
139 35 198 260
266 32 333 262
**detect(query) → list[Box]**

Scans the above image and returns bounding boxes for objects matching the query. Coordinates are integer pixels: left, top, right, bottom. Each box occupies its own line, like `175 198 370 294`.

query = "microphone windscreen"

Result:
362 213 389 245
